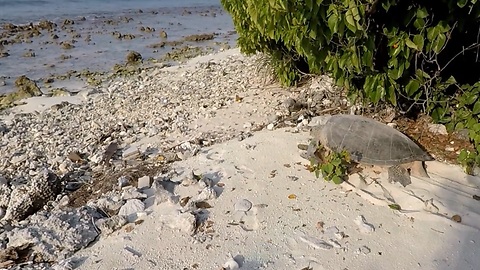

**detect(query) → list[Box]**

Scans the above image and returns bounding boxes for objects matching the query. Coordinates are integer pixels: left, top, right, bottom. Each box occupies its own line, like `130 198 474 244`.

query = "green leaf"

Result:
328 13 338 34
445 122 454 132
427 27 439 41
465 94 478 105
386 84 397 106
372 77 385 104
362 49 373 68
473 123 480 132
473 101 480 114
382 0 392 11
437 21 451 33
350 5 362 30
332 175 343 184
416 7 428 18
457 0 468 8
413 34 424 51
405 38 418 50
413 18 425 30
345 9 357 33
392 42 403 57
323 163 334 174
405 80 420 96
432 33 447 54
331 158 341 166
415 69 431 80
391 62 404 79
467 117 477 128
351 50 360 72
432 107 447 122
388 204 402 210
364 75 375 91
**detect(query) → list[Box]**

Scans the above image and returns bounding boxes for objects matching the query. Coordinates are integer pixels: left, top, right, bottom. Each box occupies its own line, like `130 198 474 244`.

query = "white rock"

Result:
266 123 274 130
195 187 217 201
428 123 448 135
159 211 197 235
137 176 151 189
122 187 147 200
122 146 140 159
118 199 145 223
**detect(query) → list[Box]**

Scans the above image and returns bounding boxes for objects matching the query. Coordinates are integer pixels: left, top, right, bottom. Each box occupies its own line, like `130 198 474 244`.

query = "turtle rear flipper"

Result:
388 165 411 187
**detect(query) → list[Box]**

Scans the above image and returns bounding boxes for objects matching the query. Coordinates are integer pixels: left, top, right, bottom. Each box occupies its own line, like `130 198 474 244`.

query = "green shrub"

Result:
221 0 480 173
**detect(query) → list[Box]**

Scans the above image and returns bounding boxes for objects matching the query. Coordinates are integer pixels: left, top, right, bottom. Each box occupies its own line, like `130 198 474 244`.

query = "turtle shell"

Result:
311 114 434 166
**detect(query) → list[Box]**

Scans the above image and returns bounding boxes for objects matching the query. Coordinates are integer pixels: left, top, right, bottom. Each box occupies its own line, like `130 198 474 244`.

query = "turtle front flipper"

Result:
387 165 411 187
299 140 327 164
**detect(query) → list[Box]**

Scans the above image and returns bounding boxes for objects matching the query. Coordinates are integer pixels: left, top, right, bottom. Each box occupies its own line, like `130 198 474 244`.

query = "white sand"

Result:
74 129 480 270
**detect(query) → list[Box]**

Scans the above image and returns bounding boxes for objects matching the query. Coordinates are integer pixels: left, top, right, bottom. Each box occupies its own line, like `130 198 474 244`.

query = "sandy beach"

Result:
0 48 479 270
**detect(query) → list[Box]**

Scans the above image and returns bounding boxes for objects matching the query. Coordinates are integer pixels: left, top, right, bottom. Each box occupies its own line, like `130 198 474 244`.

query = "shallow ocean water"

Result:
0 0 236 94
0 0 222 24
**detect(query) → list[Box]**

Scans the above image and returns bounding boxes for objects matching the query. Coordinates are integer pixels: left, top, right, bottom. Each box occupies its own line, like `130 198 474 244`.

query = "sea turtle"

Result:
305 114 434 186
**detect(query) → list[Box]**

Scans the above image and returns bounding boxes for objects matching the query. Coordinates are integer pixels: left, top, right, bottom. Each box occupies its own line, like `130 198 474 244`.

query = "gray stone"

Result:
428 123 448 135
3 169 62 221
118 199 145 223
95 215 128 235
5 206 101 263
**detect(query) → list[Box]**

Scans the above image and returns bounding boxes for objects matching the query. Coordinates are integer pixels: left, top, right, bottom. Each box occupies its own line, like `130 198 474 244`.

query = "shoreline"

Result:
0 49 480 270
0 3 235 98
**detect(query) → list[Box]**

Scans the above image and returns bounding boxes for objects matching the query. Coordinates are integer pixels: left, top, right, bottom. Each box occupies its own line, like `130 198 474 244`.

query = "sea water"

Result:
0 0 236 94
